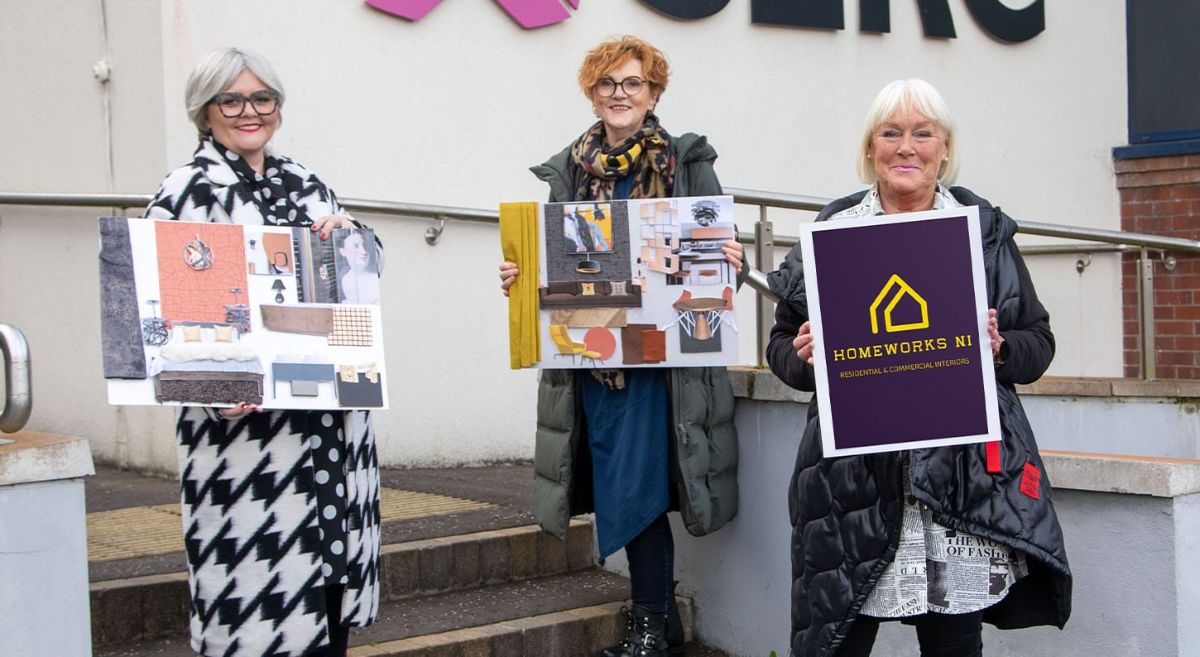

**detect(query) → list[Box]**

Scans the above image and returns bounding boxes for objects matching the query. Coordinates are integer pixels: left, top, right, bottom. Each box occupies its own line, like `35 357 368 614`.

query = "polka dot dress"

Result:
307 411 349 584
216 141 352 585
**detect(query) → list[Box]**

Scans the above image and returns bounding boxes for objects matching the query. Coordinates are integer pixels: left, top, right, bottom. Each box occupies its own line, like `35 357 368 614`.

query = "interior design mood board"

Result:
501 195 740 369
99 217 388 410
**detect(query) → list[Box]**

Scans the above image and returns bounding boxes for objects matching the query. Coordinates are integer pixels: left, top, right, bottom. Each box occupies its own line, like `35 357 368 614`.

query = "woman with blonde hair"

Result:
767 79 1071 656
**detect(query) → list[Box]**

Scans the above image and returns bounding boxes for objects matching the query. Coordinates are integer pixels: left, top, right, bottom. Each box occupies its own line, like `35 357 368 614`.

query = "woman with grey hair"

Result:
767 79 1071 656
146 47 380 657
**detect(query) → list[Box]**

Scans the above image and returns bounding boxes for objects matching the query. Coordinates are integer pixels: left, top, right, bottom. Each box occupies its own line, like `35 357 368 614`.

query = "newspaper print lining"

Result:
860 501 1028 618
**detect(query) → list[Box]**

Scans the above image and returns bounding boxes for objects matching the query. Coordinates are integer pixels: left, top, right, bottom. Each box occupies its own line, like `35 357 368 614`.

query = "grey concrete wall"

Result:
1175 493 1200 657
1023 395 1200 459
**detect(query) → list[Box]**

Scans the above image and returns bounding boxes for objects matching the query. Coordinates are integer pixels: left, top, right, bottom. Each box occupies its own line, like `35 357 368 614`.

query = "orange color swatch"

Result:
156 222 249 323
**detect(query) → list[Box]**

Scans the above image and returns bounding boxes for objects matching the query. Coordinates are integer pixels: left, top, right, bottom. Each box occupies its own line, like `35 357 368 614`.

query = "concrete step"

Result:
84 465 735 657
86 464 543 583
91 520 595 648
95 569 715 657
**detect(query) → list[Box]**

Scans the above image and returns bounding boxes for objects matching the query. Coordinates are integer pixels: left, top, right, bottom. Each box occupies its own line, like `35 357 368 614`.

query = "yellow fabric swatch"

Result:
500 202 541 368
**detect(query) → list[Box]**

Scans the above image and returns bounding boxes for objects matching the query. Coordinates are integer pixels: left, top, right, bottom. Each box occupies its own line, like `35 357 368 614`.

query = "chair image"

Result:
549 324 602 366
709 286 739 334
662 290 695 333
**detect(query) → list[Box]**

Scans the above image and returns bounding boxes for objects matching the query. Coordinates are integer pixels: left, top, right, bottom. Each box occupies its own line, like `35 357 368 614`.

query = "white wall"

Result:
0 1 1129 471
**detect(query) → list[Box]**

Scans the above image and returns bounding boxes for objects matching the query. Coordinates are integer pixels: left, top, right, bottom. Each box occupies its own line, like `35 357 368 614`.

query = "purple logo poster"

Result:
799 206 1000 456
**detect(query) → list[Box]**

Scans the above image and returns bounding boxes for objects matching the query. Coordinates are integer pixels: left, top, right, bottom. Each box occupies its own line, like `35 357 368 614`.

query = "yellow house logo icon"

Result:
870 274 929 334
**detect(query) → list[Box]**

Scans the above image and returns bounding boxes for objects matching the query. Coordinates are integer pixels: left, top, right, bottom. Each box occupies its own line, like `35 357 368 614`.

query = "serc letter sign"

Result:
644 0 1044 42
368 0 1044 43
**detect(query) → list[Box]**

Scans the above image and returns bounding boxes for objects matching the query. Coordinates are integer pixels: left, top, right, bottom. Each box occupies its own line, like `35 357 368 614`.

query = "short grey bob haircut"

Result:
856 79 958 186
185 47 286 138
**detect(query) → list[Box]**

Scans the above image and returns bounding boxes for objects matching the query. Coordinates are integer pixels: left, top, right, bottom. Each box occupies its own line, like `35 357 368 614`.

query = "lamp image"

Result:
141 299 169 346
564 204 612 274
226 287 251 333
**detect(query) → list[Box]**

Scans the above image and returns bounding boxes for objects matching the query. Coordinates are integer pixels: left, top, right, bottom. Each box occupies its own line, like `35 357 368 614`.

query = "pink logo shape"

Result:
367 0 580 28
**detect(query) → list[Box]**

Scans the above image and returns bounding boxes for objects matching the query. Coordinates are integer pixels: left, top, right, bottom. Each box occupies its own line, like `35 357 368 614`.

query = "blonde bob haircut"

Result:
856 79 958 186
185 47 286 138
578 36 670 100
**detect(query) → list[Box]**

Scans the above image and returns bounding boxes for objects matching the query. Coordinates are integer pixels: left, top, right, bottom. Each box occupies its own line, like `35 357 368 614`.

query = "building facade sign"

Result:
367 0 1043 42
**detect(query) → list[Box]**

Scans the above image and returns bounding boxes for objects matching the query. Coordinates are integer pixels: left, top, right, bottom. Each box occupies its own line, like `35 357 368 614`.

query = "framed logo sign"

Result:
799 206 1000 457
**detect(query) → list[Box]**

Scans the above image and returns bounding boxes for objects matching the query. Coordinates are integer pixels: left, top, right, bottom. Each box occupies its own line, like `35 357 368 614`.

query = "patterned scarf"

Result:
570 113 676 202
210 138 315 227
570 115 675 390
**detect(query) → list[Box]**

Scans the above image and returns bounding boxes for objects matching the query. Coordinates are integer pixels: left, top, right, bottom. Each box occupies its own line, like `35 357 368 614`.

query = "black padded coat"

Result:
765 187 1072 657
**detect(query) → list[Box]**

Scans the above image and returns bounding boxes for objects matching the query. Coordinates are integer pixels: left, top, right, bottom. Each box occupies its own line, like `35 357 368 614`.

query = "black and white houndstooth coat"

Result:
146 139 381 656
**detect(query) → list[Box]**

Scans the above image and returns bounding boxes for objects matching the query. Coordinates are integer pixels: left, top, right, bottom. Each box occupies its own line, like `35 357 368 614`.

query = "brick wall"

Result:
1115 155 1200 379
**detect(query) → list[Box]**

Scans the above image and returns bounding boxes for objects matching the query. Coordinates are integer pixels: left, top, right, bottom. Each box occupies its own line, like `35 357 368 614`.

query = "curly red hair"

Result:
578 36 670 99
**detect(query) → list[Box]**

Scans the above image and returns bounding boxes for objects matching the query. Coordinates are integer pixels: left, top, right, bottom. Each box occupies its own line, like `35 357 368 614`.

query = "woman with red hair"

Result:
499 36 744 657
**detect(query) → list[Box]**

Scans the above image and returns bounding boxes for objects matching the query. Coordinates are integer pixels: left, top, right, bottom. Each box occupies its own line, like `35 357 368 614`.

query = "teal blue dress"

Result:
579 173 671 559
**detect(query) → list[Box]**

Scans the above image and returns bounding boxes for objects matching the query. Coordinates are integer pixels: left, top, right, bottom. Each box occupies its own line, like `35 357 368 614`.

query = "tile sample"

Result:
98 217 147 379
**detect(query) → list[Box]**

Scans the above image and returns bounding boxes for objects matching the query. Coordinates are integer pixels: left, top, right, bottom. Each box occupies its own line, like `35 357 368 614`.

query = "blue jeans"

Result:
625 512 675 613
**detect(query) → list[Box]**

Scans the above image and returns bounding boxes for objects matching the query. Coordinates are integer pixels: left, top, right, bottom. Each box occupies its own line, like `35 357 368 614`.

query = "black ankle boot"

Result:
664 591 684 652
599 604 684 657
599 606 635 657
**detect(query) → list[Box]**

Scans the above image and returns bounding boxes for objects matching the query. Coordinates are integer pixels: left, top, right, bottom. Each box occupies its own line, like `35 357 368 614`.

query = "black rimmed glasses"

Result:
595 76 646 98
211 90 279 118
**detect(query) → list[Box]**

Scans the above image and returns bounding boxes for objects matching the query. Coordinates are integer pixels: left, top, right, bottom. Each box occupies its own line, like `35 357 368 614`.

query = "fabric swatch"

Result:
621 323 658 365
98 217 148 379
154 371 263 404
336 371 384 408
550 308 628 328
642 329 667 364
499 202 541 368
261 305 334 336
328 306 373 346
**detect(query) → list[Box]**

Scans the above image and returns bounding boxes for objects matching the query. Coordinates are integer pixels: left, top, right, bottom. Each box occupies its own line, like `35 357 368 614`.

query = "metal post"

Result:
1137 248 1156 380
0 324 32 434
754 205 775 368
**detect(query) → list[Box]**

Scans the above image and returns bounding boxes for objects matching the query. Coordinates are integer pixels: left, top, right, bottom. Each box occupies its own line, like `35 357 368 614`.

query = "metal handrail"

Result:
0 324 32 434
0 192 499 223
720 187 1200 254
4 188 1198 378
3 190 1197 254
0 192 152 210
